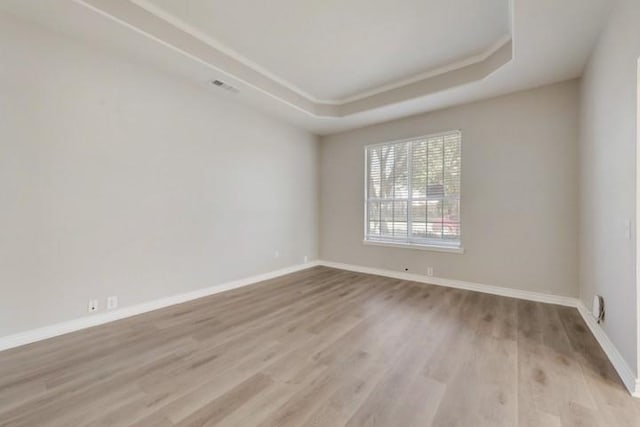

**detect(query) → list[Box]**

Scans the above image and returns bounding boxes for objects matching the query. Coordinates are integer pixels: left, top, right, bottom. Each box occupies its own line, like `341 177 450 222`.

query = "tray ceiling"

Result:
0 0 612 134
134 0 511 102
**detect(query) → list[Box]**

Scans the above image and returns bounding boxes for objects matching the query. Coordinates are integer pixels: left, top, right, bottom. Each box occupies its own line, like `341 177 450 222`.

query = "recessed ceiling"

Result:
133 0 511 102
0 0 612 135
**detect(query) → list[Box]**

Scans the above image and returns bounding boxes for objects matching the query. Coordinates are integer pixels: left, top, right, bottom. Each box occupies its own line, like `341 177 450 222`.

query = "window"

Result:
365 131 462 251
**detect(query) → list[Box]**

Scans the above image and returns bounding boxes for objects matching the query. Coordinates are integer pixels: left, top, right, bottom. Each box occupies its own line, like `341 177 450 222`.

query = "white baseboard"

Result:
317 260 577 307
317 260 640 397
0 261 320 352
575 302 640 397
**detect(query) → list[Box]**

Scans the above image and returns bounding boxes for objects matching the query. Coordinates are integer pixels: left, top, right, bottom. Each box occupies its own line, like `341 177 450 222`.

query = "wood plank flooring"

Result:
0 266 639 426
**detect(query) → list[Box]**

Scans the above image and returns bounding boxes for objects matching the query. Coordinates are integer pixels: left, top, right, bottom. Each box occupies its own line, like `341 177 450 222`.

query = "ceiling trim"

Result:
128 0 321 102
129 0 512 106
74 0 513 118
335 40 512 117
325 34 512 105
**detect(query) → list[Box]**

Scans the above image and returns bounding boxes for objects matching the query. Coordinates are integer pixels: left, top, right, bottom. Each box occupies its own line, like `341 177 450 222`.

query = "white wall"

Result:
579 0 640 376
320 81 579 297
0 14 318 337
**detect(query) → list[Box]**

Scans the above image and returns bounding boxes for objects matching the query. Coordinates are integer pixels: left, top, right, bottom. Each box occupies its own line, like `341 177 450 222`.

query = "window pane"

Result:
380 201 393 238
426 200 443 222
367 147 381 199
444 198 460 222
444 135 461 197
411 200 426 220
393 143 409 199
411 201 426 238
367 201 380 237
393 221 408 237
427 137 444 193
411 221 427 238
379 145 395 199
443 222 461 242
412 140 427 198
393 201 408 238
368 221 381 236
427 222 443 240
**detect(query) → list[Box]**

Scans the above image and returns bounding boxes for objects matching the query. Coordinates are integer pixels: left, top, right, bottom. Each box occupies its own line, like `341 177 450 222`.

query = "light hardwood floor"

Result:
1 266 639 426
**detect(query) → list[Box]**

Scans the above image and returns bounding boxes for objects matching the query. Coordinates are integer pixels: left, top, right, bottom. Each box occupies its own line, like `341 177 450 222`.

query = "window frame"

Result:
363 130 464 253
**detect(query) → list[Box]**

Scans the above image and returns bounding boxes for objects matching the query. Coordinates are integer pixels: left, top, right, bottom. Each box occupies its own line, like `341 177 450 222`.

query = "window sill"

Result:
362 239 464 254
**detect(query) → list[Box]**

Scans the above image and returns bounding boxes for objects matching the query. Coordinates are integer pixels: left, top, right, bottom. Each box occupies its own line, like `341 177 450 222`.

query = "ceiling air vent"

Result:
210 79 239 93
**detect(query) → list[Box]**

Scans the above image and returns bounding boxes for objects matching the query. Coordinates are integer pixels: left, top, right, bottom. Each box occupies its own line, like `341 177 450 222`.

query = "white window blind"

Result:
365 131 462 249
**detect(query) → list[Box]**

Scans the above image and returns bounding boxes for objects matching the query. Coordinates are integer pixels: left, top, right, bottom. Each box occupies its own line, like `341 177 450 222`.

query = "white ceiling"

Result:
0 0 612 135
135 0 511 102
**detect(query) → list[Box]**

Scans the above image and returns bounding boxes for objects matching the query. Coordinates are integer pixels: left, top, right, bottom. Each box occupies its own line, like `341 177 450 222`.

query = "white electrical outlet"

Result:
427 267 434 277
303 255 309 263
274 250 280 258
88 299 99 313
107 296 118 310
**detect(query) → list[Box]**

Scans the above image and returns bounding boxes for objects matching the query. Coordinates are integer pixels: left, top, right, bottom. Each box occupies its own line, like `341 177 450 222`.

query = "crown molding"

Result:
324 34 513 105
127 0 320 102
74 0 513 118
127 0 511 106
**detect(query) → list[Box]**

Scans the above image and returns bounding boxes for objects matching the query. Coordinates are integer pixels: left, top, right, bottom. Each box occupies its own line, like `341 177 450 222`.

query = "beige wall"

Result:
320 81 579 297
579 0 640 376
0 15 318 337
